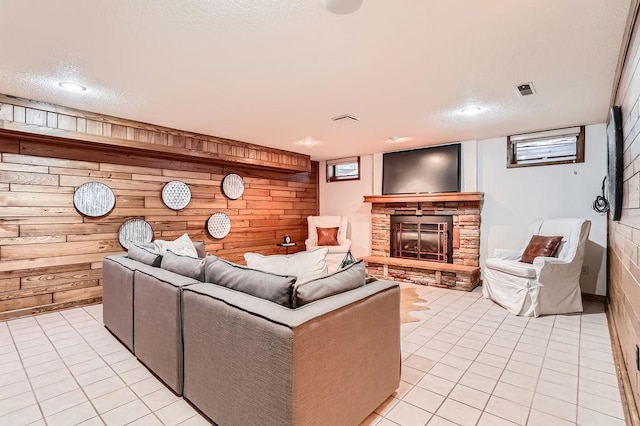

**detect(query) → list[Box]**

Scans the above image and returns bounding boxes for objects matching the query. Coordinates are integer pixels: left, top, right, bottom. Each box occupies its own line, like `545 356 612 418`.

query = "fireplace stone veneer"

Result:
364 193 483 291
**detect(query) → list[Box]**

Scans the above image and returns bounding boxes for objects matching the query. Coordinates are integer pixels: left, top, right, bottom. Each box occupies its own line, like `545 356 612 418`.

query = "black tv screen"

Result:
382 144 461 195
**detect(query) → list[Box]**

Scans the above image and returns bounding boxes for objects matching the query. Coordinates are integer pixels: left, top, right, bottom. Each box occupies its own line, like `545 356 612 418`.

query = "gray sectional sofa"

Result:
102 251 401 426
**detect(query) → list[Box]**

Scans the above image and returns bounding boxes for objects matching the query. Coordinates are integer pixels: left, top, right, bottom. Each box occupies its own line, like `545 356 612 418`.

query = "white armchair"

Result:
305 216 351 273
483 218 591 317
305 216 351 252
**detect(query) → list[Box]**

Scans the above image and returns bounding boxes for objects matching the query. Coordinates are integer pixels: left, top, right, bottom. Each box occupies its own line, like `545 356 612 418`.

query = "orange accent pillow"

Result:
521 235 563 263
316 227 339 246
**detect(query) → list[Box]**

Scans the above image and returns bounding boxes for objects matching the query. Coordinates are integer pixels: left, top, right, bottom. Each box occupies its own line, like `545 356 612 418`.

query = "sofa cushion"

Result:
317 227 339 246
128 243 162 267
293 260 366 308
244 248 328 285
486 258 537 278
154 233 198 258
204 257 296 307
161 250 206 282
521 235 563 263
193 241 206 258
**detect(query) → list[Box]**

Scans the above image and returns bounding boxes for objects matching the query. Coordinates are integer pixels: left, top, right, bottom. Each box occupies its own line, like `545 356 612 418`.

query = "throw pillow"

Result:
154 233 198 258
128 243 162 267
316 227 339 246
204 256 296 307
244 248 329 285
293 260 366 308
161 250 206 281
521 235 563 263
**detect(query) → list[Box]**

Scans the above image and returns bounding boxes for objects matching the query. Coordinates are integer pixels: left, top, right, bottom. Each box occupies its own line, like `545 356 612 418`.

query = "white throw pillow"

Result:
244 248 329 284
154 233 198 258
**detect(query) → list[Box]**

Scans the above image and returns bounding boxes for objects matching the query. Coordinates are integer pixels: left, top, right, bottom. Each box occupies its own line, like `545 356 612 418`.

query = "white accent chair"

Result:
305 216 351 273
483 218 591 317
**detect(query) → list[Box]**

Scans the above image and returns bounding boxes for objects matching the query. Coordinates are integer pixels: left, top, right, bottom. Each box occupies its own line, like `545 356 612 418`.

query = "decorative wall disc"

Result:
221 173 245 200
118 219 154 249
73 182 116 217
162 180 191 210
207 213 231 239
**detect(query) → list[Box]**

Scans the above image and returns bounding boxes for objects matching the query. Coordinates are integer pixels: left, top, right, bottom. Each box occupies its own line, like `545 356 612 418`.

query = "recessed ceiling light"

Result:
302 137 314 145
461 106 481 115
388 136 402 142
58 81 87 92
322 0 363 15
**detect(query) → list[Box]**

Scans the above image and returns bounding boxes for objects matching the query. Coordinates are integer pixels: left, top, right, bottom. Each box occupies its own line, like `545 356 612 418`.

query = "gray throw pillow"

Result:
128 244 162 267
293 260 366 308
204 257 296 307
193 241 206 258
161 250 206 282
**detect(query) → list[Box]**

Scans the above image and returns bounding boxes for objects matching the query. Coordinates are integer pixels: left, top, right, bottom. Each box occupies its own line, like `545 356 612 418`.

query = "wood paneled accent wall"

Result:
0 127 318 321
610 4 640 417
0 94 310 172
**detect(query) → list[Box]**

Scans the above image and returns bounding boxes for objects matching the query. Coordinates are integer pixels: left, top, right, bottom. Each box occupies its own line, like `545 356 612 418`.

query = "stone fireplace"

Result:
363 193 483 291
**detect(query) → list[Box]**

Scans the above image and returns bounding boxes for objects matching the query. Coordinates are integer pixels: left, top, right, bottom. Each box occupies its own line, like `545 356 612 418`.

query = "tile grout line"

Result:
400 289 585 426
34 312 104 425
77 306 200 426
65 307 168 426
5 318 49 425
398 290 513 424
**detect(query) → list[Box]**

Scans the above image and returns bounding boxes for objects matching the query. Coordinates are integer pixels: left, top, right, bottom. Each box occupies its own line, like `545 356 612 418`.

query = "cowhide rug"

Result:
400 286 430 323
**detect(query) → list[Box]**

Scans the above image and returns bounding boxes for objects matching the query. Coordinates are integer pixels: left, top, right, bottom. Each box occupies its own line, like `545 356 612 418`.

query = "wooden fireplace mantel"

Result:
363 192 484 204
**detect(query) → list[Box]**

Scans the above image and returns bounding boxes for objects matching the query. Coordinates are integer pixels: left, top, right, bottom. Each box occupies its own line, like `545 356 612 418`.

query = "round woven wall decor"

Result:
73 182 116 217
162 180 191 210
207 213 231 239
118 219 153 249
221 173 245 200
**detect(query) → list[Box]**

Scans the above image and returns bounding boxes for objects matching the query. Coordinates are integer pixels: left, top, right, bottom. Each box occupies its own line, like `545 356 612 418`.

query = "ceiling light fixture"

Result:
58 81 87 92
322 0 363 15
461 106 481 115
388 136 402 143
302 137 314 145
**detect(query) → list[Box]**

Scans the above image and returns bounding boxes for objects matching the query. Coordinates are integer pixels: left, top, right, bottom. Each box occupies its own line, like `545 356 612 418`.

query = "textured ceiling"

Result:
0 0 632 160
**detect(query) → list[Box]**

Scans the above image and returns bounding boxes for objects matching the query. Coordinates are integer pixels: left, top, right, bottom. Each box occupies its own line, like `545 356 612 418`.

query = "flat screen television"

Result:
382 144 461 195
607 105 623 221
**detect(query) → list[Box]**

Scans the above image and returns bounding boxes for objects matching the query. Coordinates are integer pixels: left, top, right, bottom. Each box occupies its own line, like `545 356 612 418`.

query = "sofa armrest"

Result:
492 248 521 260
304 238 315 250
532 256 570 267
533 256 579 283
338 238 352 250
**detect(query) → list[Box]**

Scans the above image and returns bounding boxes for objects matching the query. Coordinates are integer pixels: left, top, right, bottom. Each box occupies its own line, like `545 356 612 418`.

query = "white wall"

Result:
319 124 607 294
319 155 373 259
477 124 608 295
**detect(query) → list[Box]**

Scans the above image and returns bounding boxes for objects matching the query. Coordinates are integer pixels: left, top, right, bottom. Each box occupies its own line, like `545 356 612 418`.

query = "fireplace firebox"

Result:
390 215 453 263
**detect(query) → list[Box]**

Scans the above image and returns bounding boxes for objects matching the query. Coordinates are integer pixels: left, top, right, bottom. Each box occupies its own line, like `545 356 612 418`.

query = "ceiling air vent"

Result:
516 82 536 96
331 114 360 123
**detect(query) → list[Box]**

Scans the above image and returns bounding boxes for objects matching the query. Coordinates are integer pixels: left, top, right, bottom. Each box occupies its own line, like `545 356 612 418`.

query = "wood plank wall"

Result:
610 6 640 414
0 137 318 320
0 94 310 172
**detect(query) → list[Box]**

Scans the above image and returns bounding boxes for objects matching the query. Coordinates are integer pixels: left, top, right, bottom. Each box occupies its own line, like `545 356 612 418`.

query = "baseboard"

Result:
582 293 607 304
606 303 640 426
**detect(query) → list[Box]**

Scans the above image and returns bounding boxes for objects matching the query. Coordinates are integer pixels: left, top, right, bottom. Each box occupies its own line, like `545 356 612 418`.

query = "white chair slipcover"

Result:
483 218 591 317
305 216 351 273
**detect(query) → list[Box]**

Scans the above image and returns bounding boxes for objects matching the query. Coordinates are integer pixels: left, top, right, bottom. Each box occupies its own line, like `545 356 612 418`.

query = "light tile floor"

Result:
0 285 624 426
0 305 209 426
363 285 625 426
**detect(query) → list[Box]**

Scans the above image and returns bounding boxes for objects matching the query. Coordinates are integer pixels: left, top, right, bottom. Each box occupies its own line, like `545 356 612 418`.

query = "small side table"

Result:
278 242 297 255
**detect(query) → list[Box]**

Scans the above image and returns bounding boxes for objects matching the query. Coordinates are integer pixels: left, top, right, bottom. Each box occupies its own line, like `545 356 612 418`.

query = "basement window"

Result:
507 126 585 168
327 156 360 182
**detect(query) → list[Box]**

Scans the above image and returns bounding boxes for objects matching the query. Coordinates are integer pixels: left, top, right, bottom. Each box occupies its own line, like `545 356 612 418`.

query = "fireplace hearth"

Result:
391 215 453 263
